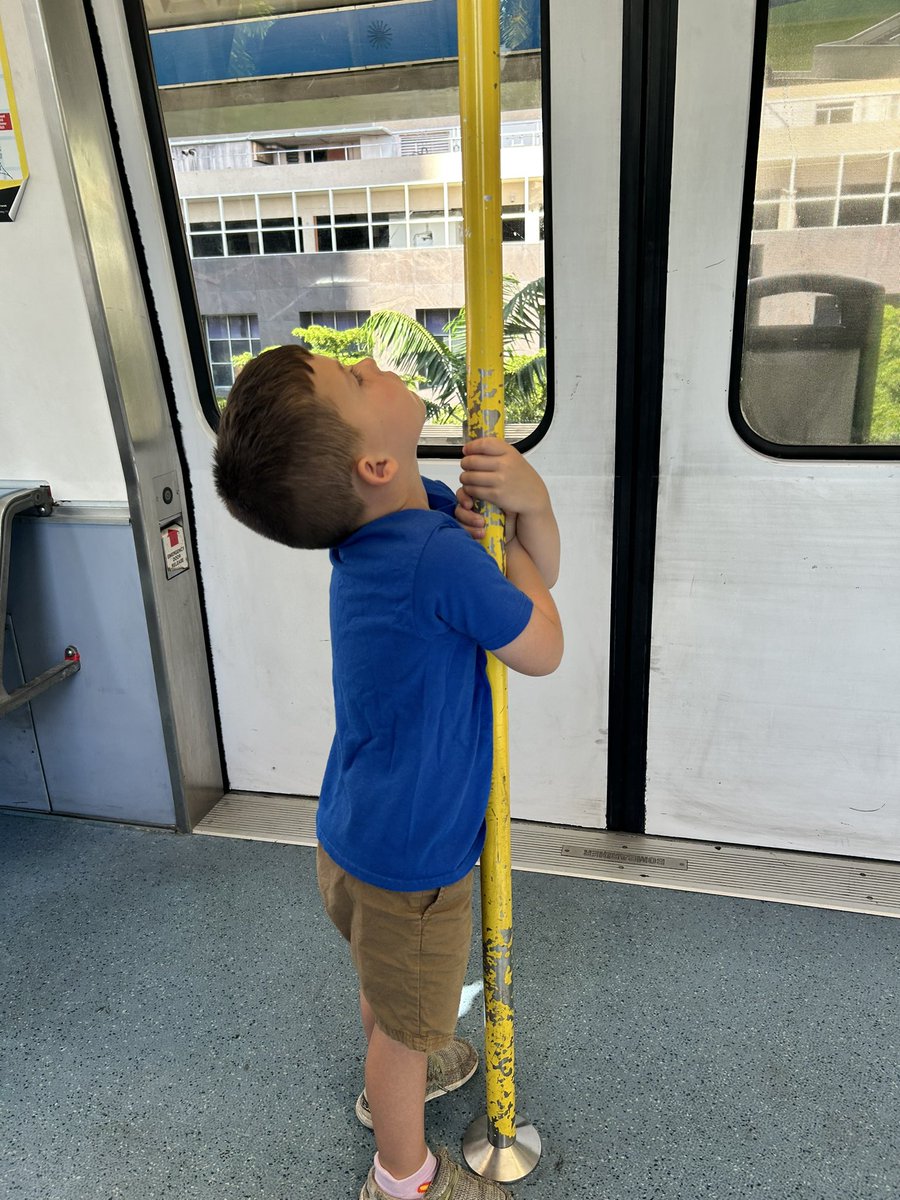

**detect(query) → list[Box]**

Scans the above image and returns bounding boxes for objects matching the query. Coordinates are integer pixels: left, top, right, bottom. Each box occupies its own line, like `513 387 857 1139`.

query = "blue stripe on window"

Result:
150 0 541 88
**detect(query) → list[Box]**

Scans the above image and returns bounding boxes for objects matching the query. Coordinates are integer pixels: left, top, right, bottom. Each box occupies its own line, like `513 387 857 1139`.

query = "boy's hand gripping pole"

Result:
457 0 541 1182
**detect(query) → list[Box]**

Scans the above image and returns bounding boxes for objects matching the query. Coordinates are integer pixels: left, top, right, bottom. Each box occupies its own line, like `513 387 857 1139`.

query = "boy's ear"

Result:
354 453 398 487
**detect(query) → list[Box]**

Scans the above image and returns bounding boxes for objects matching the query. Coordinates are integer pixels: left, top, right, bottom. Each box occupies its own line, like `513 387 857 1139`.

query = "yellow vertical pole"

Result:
458 0 541 1182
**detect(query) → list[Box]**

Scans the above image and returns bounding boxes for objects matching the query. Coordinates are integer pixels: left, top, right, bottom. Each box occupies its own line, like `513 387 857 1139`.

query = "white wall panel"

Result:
0 0 124 502
647 0 900 858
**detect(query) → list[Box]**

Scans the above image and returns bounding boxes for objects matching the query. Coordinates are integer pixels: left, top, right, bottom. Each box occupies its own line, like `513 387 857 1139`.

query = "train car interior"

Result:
2 1 900 1197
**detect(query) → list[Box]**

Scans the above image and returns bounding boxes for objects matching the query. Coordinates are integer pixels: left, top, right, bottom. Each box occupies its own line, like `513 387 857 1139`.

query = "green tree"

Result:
231 325 374 380
292 323 443 416
362 276 546 425
291 324 373 364
227 328 376 410
870 304 900 444
228 279 547 425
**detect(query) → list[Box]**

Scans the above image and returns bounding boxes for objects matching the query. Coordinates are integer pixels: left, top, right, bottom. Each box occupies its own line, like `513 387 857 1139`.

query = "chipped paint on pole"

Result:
480 648 517 1144
469 369 506 565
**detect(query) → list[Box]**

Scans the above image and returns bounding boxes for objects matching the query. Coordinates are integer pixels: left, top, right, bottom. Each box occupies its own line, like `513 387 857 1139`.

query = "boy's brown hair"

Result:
213 344 364 549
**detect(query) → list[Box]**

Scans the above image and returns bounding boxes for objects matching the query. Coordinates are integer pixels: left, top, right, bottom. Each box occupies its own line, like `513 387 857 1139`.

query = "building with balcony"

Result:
170 114 546 397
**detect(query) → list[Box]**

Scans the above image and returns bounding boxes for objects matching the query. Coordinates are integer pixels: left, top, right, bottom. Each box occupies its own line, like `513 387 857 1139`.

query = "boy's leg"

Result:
365 1023 428 1180
318 847 479 1186
357 991 478 1132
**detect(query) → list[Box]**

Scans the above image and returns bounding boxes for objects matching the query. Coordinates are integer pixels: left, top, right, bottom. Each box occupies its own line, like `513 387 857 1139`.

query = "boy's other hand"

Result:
454 489 517 544
458 439 550 518
454 488 485 540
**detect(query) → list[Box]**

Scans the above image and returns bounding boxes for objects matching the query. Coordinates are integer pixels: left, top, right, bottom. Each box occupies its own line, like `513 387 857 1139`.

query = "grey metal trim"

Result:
1 494 131 524
195 792 320 844
24 0 223 830
196 792 900 919
45 503 132 525
0 491 52 636
6 501 132 525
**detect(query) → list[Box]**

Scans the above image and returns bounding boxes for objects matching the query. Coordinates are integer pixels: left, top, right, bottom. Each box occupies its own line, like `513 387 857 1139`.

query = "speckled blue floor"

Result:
2 810 899 1200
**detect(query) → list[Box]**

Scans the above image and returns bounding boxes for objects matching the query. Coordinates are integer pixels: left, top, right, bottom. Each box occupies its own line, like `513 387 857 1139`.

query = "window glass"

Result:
141 0 547 446
298 310 371 332
738 4 900 449
416 308 463 345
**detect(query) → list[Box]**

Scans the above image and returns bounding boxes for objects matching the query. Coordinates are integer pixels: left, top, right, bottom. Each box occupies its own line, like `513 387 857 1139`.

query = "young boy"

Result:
214 345 562 1200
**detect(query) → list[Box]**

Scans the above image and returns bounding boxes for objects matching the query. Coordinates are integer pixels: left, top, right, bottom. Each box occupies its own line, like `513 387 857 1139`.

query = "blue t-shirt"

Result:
316 479 533 891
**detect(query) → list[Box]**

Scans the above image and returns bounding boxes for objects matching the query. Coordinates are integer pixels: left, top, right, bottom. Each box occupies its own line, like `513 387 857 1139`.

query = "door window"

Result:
140 0 549 449
735 3 900 451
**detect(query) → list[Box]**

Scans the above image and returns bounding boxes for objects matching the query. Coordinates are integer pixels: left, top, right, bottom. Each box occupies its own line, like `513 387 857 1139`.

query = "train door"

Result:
646 0 900 859
85 0 620 830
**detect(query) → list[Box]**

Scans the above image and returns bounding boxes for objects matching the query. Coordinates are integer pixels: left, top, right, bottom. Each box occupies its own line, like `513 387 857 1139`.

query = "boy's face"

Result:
312 355 426 460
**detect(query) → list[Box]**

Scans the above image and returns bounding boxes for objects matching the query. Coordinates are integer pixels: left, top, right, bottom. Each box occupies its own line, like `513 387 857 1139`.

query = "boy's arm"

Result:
455 440 560 587
491 535 563 676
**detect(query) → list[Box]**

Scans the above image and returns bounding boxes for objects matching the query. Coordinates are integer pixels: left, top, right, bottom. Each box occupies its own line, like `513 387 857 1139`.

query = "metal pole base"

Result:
462 1115 542 1182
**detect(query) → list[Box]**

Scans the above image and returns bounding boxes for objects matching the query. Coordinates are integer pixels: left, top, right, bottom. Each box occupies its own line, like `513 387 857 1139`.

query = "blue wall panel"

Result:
3 519 175 825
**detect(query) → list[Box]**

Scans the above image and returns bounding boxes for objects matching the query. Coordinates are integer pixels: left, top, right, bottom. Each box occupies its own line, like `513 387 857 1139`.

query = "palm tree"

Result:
362 276 546 425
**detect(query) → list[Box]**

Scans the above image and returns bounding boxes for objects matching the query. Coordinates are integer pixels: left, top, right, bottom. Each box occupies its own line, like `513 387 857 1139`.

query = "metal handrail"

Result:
0 486 81 719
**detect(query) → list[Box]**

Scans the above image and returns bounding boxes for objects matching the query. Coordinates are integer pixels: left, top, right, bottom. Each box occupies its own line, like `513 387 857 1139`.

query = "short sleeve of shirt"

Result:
423 476 458 517
413 521 534 651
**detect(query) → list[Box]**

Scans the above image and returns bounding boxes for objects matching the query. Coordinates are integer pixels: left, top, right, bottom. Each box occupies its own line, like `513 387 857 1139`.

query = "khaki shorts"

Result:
317 844 474 1053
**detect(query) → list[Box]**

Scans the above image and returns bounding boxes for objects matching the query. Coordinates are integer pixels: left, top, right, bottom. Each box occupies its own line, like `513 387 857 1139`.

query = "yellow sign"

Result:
0 18 28 221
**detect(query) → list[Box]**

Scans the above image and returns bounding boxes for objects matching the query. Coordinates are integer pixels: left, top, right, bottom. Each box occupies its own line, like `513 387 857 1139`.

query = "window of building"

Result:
410 209 442 247
371 212 394 248
259 193 303 254
204 315 261 394
185 182 543 259
748 154 900 233
416 308 463 348
754 153 900 231
734 4 900 454
298 310 371 331
187 195 303 257
815 103 854 126
189 222 224 257
305 145 356 163
186 197 224 257
315 212 374 252
502 204 526 242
